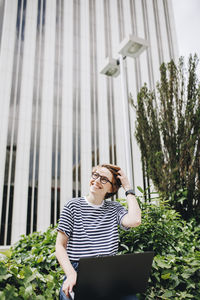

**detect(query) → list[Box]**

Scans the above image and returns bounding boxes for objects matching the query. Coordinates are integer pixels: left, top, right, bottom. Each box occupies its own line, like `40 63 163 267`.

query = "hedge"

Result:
0 196 200 299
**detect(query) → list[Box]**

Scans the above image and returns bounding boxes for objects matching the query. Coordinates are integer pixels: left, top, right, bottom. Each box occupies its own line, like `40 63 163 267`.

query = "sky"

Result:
172 0 200 59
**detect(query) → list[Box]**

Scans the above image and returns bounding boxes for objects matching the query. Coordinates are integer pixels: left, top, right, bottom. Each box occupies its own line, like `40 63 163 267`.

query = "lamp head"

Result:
100 57 120 77
118 35 149 58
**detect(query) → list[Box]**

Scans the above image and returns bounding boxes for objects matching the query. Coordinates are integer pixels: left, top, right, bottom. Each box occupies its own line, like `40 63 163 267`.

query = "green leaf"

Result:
162 290 173 297
136 186 144 193
0 273 12 281
120 244 129 251
37 256 44 263
25 285 33 295
154 257 171 269
10 265 19 275
161 272 171 280
181 272 192 279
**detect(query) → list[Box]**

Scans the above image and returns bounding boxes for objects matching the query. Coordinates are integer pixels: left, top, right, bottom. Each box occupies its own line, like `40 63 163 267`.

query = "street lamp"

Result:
100 35 149 187
100 35 148 77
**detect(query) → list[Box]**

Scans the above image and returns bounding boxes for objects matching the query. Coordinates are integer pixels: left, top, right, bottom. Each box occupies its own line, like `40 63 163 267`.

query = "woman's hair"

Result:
92 164 122 199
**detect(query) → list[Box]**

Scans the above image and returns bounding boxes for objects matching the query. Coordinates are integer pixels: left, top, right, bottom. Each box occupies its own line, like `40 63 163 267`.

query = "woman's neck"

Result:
86 193 104 206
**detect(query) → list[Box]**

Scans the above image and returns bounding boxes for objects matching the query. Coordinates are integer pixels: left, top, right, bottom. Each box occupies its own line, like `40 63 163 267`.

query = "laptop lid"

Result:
73 251 154 300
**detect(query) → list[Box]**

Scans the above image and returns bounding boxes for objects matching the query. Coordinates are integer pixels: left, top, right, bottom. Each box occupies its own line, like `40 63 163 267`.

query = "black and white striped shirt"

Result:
58 197 128 261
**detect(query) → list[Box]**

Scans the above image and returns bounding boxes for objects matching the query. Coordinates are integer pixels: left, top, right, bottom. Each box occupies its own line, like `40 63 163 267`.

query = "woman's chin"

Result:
89 186 104 196
90 186 99 193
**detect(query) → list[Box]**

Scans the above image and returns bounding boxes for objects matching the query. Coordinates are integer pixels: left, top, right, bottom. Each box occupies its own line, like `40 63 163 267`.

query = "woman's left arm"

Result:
117 169 141 228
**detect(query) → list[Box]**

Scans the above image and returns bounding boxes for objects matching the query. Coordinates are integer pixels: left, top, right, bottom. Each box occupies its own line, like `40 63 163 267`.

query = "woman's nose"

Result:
95 176 101 183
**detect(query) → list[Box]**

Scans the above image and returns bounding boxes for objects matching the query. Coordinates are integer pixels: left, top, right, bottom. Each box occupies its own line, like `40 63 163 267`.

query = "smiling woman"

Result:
55 163 141 300
90 164 121 201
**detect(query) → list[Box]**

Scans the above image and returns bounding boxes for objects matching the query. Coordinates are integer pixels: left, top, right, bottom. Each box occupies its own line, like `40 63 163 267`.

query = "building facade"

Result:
0 0 178 245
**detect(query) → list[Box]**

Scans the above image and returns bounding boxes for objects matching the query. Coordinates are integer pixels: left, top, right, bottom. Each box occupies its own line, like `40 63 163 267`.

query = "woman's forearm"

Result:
55 243 76 277
124 194 141 227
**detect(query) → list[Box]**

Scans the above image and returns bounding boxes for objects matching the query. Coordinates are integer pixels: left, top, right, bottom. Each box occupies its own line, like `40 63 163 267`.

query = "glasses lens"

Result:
100 178 108 184
92 172 98 180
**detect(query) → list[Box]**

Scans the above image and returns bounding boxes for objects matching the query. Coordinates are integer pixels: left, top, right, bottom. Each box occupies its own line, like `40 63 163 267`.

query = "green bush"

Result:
119 198 200 257
118 192 200 299
0 195 199 299
0 227 62 299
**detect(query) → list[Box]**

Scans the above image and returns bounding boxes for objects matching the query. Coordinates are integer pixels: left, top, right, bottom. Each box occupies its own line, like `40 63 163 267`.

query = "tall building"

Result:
0 0 178 246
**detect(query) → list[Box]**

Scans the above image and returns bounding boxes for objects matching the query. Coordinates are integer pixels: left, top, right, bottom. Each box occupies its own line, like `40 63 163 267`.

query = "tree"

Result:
133 55 200 221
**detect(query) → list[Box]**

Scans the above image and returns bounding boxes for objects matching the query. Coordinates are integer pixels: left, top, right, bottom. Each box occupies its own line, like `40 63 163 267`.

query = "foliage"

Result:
0 226 62 299
118 191 200 299
1 194 200 299
133 55 200 221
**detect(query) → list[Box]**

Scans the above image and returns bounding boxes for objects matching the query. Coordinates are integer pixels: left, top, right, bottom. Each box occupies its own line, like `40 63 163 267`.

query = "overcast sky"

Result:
172 0 200 58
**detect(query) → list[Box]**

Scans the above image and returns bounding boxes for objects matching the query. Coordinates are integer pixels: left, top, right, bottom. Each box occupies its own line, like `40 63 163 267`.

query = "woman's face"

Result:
89 167 113 198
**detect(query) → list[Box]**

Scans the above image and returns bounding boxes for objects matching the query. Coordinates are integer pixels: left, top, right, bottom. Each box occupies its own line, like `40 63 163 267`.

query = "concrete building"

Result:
0 0 178 246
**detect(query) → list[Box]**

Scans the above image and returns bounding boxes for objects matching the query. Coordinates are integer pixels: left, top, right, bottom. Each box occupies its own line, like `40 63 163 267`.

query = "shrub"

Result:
0 196 200 299
0 227 62 299
119 198 200 257
118 193 200 299
148 252 200 300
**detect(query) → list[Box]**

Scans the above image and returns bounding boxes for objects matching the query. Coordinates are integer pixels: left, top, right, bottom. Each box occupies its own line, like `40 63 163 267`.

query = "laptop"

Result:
70 251 154 300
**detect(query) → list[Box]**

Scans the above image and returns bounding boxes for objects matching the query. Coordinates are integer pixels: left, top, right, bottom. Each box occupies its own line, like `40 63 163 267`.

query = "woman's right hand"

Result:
62 270 77 298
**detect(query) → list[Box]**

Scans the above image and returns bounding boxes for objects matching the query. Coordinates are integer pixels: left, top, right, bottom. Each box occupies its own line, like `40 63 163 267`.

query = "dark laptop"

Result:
71 251 154 300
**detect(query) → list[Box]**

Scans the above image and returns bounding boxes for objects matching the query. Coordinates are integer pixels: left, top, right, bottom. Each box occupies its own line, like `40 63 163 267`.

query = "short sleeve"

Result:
115 202 129 230
57 201 74 237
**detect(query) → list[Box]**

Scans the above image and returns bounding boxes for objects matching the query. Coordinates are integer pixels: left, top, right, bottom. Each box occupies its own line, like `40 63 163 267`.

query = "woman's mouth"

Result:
92 183 102 189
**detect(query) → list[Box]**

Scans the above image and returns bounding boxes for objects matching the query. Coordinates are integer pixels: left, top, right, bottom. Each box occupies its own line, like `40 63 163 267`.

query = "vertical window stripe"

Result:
103 0 117 165
51 0 63 226
163 0 174 59
152 0 163 65
89 0 99 167
73 0 81 198
26 0 46 235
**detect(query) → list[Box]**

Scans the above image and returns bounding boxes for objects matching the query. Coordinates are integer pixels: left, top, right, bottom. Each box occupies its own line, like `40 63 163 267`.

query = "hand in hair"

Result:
117 169 131 191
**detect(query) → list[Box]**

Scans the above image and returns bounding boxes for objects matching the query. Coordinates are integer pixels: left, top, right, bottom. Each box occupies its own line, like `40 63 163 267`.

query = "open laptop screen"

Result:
73 252 154 300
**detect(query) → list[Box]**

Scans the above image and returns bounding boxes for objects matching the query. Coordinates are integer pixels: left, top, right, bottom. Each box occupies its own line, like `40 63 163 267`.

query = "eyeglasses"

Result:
91 172 113 185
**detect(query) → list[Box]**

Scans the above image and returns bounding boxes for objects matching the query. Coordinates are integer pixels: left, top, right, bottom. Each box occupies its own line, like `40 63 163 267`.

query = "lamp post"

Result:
100 35 148 187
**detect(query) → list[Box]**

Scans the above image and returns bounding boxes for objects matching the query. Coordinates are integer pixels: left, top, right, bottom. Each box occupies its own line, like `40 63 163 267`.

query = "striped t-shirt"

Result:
57 196 128 261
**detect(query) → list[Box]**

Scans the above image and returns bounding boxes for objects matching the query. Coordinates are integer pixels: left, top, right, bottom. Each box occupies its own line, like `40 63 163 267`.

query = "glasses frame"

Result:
91 172 113 185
